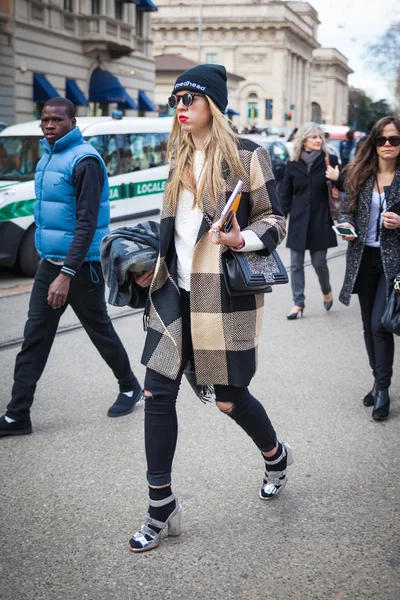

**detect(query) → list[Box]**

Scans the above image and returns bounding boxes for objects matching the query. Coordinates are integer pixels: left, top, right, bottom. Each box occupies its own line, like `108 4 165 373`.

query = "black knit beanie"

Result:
172 64 228 113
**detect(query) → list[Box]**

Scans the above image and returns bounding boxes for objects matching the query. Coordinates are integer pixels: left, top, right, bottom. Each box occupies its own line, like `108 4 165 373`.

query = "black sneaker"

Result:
0 415 33 437
107 388 143 417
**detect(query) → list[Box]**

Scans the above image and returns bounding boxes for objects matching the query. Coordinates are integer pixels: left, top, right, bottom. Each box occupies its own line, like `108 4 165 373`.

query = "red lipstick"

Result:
179 116 188 123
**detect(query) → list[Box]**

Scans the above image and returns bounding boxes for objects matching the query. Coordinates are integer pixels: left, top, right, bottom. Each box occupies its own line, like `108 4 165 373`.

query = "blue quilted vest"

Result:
34 126 110 263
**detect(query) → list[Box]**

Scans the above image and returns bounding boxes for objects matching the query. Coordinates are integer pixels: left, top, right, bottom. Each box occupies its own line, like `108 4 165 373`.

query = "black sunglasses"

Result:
168 92 204 109
375 135 400 147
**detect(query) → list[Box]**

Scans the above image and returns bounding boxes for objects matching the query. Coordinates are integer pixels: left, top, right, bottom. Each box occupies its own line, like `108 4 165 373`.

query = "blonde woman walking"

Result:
279 122 344 319
129 64 293 553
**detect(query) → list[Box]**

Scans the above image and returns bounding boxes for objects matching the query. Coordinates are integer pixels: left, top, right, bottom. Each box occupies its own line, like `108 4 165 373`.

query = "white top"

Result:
174 150 265 291
174 151 205 291
365 189 386 248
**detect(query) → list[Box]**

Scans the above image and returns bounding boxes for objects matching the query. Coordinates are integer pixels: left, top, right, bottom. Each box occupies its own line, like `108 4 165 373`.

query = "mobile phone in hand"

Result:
332 225 357 237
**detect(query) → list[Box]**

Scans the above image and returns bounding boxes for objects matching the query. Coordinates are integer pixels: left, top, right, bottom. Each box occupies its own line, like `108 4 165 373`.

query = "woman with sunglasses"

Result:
128 64 291 553
338 116 400 420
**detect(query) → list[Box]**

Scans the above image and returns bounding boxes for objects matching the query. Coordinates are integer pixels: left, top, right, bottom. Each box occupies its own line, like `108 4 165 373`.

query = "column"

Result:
326 78 336 124
343 84 349 126
291 55 298 124
287 52 294 116
271 48 286 126
127 2 135 26
296 57 303 127
303 60 311 122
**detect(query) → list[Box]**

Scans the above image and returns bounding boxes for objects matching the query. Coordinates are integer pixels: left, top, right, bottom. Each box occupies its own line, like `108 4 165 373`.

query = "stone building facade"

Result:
0 0 158 125
154 53 244 117
152 0 352 128
311 48 352 126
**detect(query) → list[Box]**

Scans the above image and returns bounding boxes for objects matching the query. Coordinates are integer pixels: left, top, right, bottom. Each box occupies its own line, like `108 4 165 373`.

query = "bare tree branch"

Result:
365 21 400 74
365 21 400 107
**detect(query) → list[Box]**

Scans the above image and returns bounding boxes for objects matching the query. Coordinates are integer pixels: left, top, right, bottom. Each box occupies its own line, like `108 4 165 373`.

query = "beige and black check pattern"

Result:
141 138 286 386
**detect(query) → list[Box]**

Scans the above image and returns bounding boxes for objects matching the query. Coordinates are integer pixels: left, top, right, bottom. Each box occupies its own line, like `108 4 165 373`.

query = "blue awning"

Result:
117 98 138 110
115 0 157 8
226 108 240 116
138 90 156 112
136 0 158 11
66 79 88 106
89 68 138 108
33 74 60 102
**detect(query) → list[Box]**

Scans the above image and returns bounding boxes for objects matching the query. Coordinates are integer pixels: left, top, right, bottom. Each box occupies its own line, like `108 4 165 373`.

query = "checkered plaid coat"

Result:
141 138 286 386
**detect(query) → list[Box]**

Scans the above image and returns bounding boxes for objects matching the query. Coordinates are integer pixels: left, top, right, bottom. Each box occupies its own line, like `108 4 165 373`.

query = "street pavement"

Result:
0 241 399 600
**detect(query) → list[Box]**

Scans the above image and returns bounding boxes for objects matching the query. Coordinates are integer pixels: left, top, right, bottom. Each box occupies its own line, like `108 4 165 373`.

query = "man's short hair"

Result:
43 98 75 119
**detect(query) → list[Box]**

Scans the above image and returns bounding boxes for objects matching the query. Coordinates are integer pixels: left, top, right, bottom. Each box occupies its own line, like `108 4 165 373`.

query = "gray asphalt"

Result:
1 242 399 600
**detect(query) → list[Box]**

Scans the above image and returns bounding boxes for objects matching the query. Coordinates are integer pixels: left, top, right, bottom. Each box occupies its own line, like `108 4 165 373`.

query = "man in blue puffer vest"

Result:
0 98 142 436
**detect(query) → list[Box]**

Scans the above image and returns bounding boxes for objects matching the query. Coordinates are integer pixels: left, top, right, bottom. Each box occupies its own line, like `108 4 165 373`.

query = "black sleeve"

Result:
61 157 105 277
279 166 294 217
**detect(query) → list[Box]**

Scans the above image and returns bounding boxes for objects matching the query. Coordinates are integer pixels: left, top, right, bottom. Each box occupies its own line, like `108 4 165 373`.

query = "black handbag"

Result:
222 248 288 296
381 274 400 335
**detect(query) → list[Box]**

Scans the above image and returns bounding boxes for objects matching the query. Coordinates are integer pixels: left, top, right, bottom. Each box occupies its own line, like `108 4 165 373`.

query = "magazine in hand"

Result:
217 180 243 230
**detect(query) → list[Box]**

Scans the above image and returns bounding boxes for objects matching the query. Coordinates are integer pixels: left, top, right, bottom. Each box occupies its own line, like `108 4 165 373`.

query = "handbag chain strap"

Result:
203 211 214 229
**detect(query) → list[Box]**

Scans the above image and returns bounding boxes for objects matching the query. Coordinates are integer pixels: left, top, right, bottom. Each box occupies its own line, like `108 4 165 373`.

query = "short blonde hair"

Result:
291 122 328 161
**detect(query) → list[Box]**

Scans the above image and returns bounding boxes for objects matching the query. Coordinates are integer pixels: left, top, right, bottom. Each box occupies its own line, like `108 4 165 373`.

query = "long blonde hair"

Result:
164 97 246 212
291 122 328 161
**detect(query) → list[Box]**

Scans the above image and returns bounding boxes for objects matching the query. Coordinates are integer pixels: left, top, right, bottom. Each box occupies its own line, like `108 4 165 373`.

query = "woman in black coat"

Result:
279 122 343 319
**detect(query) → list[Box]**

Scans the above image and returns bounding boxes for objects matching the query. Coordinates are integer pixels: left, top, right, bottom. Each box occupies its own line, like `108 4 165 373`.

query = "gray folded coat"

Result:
100 221 160 309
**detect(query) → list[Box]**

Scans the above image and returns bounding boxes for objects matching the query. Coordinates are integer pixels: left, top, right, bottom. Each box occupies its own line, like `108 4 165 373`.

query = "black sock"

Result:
148 486 176 526
263 442 287 472
129 486 177 550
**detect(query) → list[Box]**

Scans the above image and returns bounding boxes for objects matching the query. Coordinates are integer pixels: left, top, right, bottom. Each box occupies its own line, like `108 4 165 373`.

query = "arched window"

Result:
247 93 259 121
311 102 322 123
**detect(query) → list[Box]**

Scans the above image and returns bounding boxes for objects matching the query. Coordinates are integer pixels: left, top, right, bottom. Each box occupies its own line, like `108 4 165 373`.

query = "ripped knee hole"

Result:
216 401 234 414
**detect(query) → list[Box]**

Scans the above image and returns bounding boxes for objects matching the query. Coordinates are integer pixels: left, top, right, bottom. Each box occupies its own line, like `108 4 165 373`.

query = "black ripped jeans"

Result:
144 290 277 486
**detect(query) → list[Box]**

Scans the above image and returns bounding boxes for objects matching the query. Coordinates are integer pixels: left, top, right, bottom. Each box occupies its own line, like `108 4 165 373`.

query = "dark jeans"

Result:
356 246 394 391
7 260 139 421
143 290 277 486
290 249 331 307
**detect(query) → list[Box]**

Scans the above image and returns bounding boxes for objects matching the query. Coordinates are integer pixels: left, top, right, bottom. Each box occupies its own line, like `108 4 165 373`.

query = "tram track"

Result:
0 308 140 352
0 249 346 351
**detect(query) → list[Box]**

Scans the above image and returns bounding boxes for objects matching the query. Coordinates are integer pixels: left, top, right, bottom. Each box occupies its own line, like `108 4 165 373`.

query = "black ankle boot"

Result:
372 389 390 421
363 381 378 407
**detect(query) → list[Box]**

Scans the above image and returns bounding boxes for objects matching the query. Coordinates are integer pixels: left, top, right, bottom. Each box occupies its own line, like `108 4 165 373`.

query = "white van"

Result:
0 115 173 276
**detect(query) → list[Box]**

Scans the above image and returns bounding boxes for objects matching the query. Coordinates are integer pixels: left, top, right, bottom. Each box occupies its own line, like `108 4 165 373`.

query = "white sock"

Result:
5 416 16 423
123 390 134 397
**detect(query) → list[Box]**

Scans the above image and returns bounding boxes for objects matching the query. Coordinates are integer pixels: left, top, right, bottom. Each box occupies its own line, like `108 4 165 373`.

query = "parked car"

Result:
0 115 173 276
242 134 290 191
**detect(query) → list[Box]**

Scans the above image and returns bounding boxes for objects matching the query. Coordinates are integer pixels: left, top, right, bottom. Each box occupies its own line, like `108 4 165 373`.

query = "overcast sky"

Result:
307 0 399 103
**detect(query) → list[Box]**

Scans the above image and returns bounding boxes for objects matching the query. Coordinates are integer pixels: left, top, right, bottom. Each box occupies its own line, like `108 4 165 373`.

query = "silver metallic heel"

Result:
168 508 182 536
129 493 181 553
260 441 294 500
